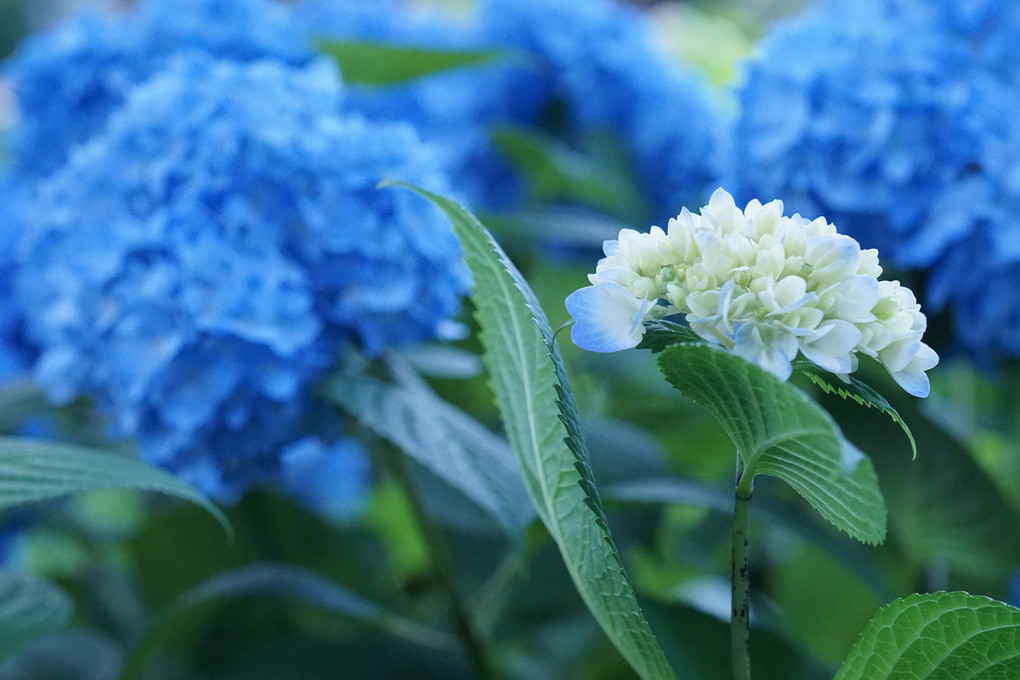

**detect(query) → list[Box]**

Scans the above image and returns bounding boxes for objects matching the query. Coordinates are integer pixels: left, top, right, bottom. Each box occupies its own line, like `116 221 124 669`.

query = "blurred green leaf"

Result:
323 374 534 539
771 544 883 663
0 382 49 433
794 361 916 458
657 344 886 545
121 563 456 680
394 184 678 680
0 631 122 680
835 592 1020 679
604 477 894 601
0 570 71 663
0 437 230 537
835 393 1020 581
400 344 484 380
491 126 648 220
315 39 500 85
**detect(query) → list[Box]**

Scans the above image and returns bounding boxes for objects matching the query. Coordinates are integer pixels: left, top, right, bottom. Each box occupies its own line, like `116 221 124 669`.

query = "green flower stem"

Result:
383 445 494 680
732 462 754 680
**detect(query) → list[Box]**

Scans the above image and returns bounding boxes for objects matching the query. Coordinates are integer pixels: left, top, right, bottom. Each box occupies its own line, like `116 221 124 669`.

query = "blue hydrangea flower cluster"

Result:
4 0 310 178
9 4 470 510
294 0 724 218
729 0 1020 358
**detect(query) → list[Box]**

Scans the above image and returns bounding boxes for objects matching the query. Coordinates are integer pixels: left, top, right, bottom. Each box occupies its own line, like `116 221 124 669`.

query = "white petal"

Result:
798 320 861 373
885 343 939 398
888 367 931 398
825 275 879 322
878 336 922 373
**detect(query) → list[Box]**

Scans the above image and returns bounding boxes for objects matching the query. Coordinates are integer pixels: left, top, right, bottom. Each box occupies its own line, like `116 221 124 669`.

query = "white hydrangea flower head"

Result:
565 188 939 397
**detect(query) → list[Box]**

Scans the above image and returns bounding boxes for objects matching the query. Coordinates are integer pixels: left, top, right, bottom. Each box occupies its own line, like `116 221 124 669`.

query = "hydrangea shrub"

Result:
15 54 469 504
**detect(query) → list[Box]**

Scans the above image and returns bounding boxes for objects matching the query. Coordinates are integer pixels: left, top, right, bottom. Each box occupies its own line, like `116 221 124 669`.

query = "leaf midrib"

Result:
475 237 561 536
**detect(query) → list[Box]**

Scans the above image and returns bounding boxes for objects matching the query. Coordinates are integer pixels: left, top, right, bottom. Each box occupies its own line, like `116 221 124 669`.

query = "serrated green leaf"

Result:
0 570 71 662
0 437 230 537
657 344 886 545
315 39 501 85
794 361 916 458
321 374 534 539
636 320 704 354
835 591 1020 679
390 183 678 680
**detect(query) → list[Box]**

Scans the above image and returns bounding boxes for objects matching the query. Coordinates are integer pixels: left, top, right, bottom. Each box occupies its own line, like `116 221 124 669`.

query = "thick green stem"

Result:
732 464 753 680
385 447 494 680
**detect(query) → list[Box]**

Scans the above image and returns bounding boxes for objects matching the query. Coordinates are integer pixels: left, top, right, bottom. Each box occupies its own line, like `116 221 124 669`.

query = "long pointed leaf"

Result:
0 570 72 662
391 184 678 680
657 344 886 545
0 437 229 536
316 40 501 85
321 374 534 539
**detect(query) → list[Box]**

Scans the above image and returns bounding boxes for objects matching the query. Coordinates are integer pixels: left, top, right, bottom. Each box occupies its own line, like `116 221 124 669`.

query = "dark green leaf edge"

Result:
636 319 704 354
793 362 916 459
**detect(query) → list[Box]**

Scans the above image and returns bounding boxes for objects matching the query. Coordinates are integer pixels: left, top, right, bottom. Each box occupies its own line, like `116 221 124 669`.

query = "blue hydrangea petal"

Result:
565 282 651 353
280 436 371 519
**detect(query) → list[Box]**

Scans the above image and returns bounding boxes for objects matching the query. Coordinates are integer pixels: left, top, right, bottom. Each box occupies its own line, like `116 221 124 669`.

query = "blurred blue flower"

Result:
729 0 1020 358
295 0 724 218
280 436 371 519
294 0 528 209
0 172 30 381
16 54 468 503
476 0 724 219
4 0 310 177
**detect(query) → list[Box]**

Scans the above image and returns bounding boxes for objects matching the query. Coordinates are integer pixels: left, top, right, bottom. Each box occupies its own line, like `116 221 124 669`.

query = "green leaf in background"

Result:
392 184 678 680
0 437 230 536
657 344 887 545
794 361 916 458
315 39 501 85
121 563 456 680
833 393 1020 581
321 374 535 539
835 592 1020 679
491 126 648 220
0 570 72 662
604 477 894 601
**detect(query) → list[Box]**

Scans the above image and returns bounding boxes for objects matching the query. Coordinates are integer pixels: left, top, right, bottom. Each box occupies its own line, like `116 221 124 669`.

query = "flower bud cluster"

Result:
566 188 938 396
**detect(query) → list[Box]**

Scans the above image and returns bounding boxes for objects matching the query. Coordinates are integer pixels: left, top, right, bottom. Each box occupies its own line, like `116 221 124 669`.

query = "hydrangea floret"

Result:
566 188 938 397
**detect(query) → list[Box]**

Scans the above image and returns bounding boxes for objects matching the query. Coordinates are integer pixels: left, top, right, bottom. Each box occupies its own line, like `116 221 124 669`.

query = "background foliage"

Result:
1 0 1019 679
